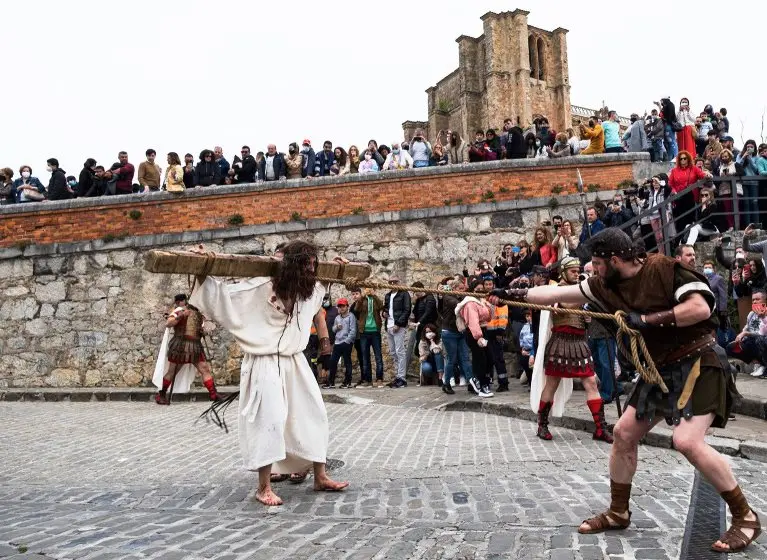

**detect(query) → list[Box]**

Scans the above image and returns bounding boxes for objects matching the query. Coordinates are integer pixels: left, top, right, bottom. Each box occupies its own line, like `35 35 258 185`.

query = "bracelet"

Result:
643 309 676 327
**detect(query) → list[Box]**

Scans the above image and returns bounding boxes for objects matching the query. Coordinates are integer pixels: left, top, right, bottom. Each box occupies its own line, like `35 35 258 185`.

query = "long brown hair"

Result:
531 226 552 251
272 240 319 304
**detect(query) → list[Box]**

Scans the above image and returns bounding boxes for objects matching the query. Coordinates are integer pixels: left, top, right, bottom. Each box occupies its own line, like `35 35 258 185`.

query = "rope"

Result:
317 276 669 393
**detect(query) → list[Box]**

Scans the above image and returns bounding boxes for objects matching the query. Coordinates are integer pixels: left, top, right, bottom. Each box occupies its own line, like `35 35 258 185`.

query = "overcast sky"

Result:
6 0 764 181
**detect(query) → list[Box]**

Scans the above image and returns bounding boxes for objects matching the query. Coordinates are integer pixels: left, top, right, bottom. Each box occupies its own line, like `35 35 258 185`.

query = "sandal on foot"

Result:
578 510 632 534
289 472 309 484
270 473 289 483
711 511 762 553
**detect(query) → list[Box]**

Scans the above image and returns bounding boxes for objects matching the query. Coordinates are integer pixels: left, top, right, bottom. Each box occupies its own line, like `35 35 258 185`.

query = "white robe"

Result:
190 276 328 474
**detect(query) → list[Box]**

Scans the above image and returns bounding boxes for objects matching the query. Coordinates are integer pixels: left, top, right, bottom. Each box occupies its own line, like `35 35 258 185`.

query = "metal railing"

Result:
608 174 767 255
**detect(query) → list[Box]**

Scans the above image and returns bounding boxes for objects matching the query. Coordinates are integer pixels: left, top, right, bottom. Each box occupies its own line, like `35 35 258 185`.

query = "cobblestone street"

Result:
0 400 765 560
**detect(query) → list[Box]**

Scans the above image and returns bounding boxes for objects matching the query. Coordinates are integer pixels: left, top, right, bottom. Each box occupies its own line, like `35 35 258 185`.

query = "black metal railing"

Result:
610 175 767 255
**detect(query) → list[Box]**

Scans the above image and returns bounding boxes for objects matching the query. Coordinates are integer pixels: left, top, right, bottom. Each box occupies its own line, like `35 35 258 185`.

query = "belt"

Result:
661 336 716 365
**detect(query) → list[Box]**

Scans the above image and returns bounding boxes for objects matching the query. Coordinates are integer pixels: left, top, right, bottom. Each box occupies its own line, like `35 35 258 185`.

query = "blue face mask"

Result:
703 268 713 276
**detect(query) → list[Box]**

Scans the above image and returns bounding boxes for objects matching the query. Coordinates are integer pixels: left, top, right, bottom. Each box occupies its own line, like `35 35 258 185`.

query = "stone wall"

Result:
0 154 646 248
0 191 615 389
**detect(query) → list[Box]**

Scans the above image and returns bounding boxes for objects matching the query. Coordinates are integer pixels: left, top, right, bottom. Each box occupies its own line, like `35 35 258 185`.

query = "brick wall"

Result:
0 155 644 248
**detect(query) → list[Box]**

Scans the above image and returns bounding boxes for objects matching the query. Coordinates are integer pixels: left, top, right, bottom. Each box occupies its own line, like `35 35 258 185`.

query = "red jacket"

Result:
538 244 557 267
669 165 706 202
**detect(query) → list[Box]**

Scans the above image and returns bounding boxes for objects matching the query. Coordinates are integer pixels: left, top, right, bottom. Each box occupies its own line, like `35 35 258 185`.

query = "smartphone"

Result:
512 247 520 254
747 223 757 230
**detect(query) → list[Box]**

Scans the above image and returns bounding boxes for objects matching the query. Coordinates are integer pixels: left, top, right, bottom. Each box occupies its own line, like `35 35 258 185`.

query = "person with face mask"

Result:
12 165 46 203
382 142 413 171
45 158 73 201
579 117 605 155
418 324 445 386
727 290 767 378
702 260 728 330
358 150 380 174
715 237 752 330
285 142 304 180
676 97 698 157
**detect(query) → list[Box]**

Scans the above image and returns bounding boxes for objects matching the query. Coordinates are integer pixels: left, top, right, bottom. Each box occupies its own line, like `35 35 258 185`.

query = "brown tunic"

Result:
580 254 734 427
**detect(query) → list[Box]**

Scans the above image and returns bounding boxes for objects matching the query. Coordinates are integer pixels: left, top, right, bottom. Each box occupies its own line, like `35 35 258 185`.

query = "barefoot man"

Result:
491 229 760 553
190 240 349 506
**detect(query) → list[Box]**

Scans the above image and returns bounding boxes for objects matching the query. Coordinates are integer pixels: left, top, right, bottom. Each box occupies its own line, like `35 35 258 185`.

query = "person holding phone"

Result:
552 220 579 260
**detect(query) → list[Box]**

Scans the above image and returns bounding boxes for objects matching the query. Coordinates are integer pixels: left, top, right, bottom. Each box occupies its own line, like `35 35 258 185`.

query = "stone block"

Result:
0 298 39 320
3 286 30 297
740 440 767 462
78 332 109 347
0 258 33 280
44 368 80 387
24 318 48 336
34 280 67 303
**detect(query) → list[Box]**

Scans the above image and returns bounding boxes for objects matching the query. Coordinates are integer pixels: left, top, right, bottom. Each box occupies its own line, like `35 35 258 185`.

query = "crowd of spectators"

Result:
3 97 763 208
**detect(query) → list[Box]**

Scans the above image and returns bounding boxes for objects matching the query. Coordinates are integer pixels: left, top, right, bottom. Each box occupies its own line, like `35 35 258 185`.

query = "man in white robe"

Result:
190 241 349 506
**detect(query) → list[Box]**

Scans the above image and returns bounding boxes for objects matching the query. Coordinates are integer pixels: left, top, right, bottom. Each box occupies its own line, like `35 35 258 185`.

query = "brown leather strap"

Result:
610 480 632 514
644 308 676 327
721 486 751 519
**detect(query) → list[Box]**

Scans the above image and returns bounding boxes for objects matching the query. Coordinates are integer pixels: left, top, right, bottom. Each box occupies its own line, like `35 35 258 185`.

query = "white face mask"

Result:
736 252 746 260
46 166 53 173
365 154 372 161
21 171 30 179
425 332 435 340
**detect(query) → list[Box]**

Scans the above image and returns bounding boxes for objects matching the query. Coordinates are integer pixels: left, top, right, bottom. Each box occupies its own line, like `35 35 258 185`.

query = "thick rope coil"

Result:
320 277 669 393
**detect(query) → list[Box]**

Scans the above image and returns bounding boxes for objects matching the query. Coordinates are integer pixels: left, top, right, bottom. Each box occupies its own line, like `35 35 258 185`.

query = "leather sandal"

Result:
289 472 309 484
578 510 632 534
269 473 289 483
711 511 762 553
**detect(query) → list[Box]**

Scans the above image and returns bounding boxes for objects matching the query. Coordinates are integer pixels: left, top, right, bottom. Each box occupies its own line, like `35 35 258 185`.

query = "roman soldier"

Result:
533 257 613 442
491 229 759 553
153 294 220 404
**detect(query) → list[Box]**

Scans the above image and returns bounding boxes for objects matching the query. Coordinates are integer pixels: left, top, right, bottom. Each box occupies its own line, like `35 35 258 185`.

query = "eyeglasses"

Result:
241 150 249 154
679 157 688 161
701 194 710 198
205 155 212 158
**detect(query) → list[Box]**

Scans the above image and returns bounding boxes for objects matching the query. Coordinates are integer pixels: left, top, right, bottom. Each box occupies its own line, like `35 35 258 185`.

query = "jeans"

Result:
743 182 760 228
328 342 353 385
651 139 666 162
486 330 508 385
405 328 419 376
353 338 364 379
413 160 430 168
360 331 384 381
727 336 767 366
441 329 474 385
386 326 408 381
465 331 491 387
605 146 624 154
664 123 678 160
589 337 616 402
420 353 445 378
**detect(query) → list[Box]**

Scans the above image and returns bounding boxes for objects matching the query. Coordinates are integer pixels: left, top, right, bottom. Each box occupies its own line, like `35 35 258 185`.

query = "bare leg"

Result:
581 376 601 401
540 375 561 403
195 361 213 383
313 462 349 492
672 414 759 551
578 405 662 532
256 464 283 506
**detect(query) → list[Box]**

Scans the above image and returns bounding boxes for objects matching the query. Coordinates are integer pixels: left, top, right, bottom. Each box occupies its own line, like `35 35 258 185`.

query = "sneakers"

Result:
339 383 352 389
392 378 407 388
750 365 765 378
479 385 494 398
468 377 481 395
375 380 385 388
496 384 509 393
442 383 455 395
322 384 336 389
459 378 467 387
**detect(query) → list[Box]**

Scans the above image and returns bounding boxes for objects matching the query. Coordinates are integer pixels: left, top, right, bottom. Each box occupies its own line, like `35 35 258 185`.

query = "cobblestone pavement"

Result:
0 401 765 560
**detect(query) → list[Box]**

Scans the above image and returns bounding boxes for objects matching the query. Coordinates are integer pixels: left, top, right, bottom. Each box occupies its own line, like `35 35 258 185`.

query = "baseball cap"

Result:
302 138 311 145
337 298 349 306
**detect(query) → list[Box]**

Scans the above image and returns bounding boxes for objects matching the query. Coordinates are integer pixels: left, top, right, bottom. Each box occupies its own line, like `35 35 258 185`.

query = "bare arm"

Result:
527 283 588 306
660 292 711 327
314 310 330 340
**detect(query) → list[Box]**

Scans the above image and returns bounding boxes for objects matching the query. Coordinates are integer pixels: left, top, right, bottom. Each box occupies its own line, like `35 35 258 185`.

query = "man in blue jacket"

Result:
580 207 605 245
258 144 286 182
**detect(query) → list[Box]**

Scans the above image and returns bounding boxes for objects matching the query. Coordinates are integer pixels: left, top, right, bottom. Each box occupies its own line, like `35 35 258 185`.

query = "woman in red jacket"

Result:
669 150 711 233
531 226 557 268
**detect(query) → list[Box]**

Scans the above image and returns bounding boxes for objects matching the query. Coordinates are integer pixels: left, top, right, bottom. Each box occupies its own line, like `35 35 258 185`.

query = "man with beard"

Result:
190 241 349 506
490 228 758 554
530 257 612 442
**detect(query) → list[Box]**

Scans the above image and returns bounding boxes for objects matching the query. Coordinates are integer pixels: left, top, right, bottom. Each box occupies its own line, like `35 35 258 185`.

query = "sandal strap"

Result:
582 511 630 531
732 518 762 530
718 526 749 549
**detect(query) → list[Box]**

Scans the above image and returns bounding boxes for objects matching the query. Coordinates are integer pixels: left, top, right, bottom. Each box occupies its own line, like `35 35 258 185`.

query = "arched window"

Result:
537 38 546 80
528 35 538 79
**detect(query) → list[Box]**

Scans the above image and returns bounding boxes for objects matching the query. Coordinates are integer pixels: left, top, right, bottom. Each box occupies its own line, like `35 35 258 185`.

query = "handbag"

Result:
23 187 45 201
736 182 744 196
672 121 684 132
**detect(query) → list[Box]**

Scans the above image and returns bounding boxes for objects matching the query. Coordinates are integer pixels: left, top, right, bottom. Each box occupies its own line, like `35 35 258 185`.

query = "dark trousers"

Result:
328 342 353 385
360 331 384 381
589 337 616 402
727 336 767 366
465 331 491 387
486 329 508 385
353 338 364 379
